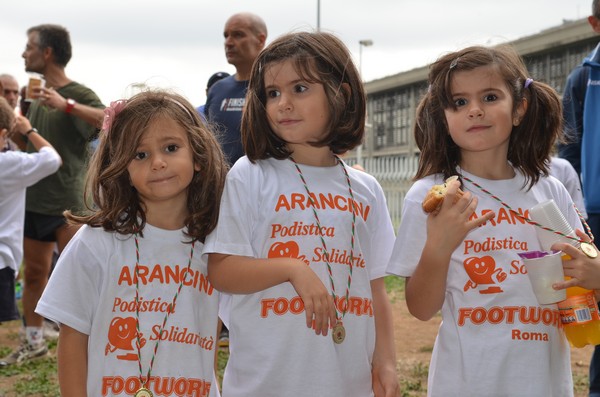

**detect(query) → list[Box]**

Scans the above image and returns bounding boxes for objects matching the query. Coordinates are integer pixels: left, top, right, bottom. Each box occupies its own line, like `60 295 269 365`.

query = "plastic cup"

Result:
25 76 45 102
529 199 578 251
518 250 567 305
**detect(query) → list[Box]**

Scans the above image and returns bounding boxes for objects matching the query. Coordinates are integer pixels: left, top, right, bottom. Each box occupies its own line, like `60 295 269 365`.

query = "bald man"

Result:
204 12 267 166
0 74 19 109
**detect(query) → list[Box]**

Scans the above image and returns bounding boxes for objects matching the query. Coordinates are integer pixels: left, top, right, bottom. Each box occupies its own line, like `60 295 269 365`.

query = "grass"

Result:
0 278 406 396
385 274 405 303
0 338 60 397
573 369 590 395
4 276 587 397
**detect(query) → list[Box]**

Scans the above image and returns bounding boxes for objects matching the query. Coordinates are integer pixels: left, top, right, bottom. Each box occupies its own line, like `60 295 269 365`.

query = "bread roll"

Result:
422 176 464 213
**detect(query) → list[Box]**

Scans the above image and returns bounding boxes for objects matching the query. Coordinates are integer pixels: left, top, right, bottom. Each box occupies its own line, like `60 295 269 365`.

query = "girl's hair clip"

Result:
524 78 534 89
449 57 460 70
102 100 128 133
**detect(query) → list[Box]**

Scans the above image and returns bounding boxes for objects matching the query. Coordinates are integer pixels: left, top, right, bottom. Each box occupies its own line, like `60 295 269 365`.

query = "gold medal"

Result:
332 322 346 344
135 388 153 397
581 242 598 258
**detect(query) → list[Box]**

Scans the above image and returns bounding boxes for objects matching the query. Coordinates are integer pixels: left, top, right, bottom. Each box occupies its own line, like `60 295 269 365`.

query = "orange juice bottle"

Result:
558 284 600 348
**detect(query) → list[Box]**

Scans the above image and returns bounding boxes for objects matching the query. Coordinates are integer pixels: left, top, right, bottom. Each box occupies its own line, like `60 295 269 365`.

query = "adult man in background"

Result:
0 74 19 109
559 1 600 395
0 74 25 151
204 12 267 166
0 24 104 366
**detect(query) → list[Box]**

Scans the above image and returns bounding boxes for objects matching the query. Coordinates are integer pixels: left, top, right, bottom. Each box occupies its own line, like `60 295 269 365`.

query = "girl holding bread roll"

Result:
387 45 582 396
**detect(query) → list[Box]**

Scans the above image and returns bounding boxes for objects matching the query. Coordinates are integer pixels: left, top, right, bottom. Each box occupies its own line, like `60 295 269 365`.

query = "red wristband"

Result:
65 98 76 113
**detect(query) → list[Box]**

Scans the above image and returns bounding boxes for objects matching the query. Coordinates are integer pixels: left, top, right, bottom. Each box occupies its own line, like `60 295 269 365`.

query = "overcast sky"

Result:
0 1 590 108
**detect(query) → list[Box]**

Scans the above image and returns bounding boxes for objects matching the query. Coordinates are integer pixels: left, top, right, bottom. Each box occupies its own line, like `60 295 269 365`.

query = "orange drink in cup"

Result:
25 75 45 102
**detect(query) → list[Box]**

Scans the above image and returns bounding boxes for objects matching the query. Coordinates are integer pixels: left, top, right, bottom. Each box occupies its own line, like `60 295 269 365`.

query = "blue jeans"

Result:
586 214 600 396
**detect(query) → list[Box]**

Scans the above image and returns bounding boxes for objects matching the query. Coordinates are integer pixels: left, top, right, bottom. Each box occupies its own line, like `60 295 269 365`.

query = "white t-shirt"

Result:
0 147 60 273
387 169 579 397
203 156 395 397
550 156 587 219
36 224 220 397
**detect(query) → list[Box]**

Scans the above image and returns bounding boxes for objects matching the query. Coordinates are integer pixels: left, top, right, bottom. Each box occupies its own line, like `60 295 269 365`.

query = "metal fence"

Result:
347 154 418 230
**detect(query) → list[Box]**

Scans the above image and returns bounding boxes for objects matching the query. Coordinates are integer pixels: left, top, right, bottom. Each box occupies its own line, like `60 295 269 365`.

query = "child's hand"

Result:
372 361 400 397
425 180 494 256
14 115 33 136
552 229 600 291
288 261 337 337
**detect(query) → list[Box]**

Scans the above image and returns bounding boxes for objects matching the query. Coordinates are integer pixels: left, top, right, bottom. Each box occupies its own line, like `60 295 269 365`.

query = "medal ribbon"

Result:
290 155 356 322
134 234 195 390
461 175 594 243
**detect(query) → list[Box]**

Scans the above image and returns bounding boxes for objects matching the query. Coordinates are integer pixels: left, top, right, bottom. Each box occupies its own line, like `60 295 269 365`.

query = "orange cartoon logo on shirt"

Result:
268 241 310 266
268 241 300 258
463 255 507 294
105 316 146 361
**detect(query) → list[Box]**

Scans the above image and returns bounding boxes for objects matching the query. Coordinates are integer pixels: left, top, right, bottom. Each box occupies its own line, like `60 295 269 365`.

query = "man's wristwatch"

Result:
65 98 76 113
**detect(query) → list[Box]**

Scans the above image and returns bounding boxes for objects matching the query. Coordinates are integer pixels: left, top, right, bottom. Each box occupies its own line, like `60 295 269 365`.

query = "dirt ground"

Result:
0 297 595 396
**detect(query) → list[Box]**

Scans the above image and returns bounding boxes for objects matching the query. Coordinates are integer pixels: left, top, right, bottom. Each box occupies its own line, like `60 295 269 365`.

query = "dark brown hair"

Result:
414 45 563 189
27 24 72 67
242 31 366 161
67 90 229 242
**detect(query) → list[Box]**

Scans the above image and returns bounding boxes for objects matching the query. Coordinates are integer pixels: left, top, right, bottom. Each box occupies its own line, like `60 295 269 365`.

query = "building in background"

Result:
349 18 597 227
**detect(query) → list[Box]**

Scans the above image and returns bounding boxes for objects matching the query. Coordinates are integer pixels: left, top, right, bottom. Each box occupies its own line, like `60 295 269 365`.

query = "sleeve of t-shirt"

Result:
386 179 431 278
71 85 106 140
35 226 103 335
364 179 396 280
203 158 257 258
4 146 61 191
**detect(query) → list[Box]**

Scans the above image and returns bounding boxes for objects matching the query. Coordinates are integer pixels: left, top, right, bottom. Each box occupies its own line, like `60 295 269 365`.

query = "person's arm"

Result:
208 253 336 336
14 116 62 164
405 182 494 320
559 67 587 174
370 277 399 397
57 324 88 397
38 87 104 128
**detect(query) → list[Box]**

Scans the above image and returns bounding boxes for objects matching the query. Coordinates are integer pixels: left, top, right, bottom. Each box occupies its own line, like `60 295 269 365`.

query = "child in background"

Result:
204 31 398 397
549 155 587 219
35 91 228 397
0 97 61 327
387 45 581 396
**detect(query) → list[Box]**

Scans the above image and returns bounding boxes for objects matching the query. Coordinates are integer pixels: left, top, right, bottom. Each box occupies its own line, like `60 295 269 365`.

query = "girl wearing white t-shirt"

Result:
204 31 398 397
36 91 228 397
387 45 582 396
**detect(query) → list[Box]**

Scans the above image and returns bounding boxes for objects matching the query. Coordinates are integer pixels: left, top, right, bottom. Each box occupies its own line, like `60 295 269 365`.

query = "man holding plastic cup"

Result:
0 24 104 366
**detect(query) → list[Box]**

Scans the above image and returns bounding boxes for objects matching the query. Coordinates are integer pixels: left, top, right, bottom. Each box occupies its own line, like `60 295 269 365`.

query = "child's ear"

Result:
513 98 528 127
194 162 201 172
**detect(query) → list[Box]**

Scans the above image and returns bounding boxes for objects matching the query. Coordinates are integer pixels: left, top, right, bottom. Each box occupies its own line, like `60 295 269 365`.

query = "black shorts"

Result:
0 268 19 323
24 211 67 242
